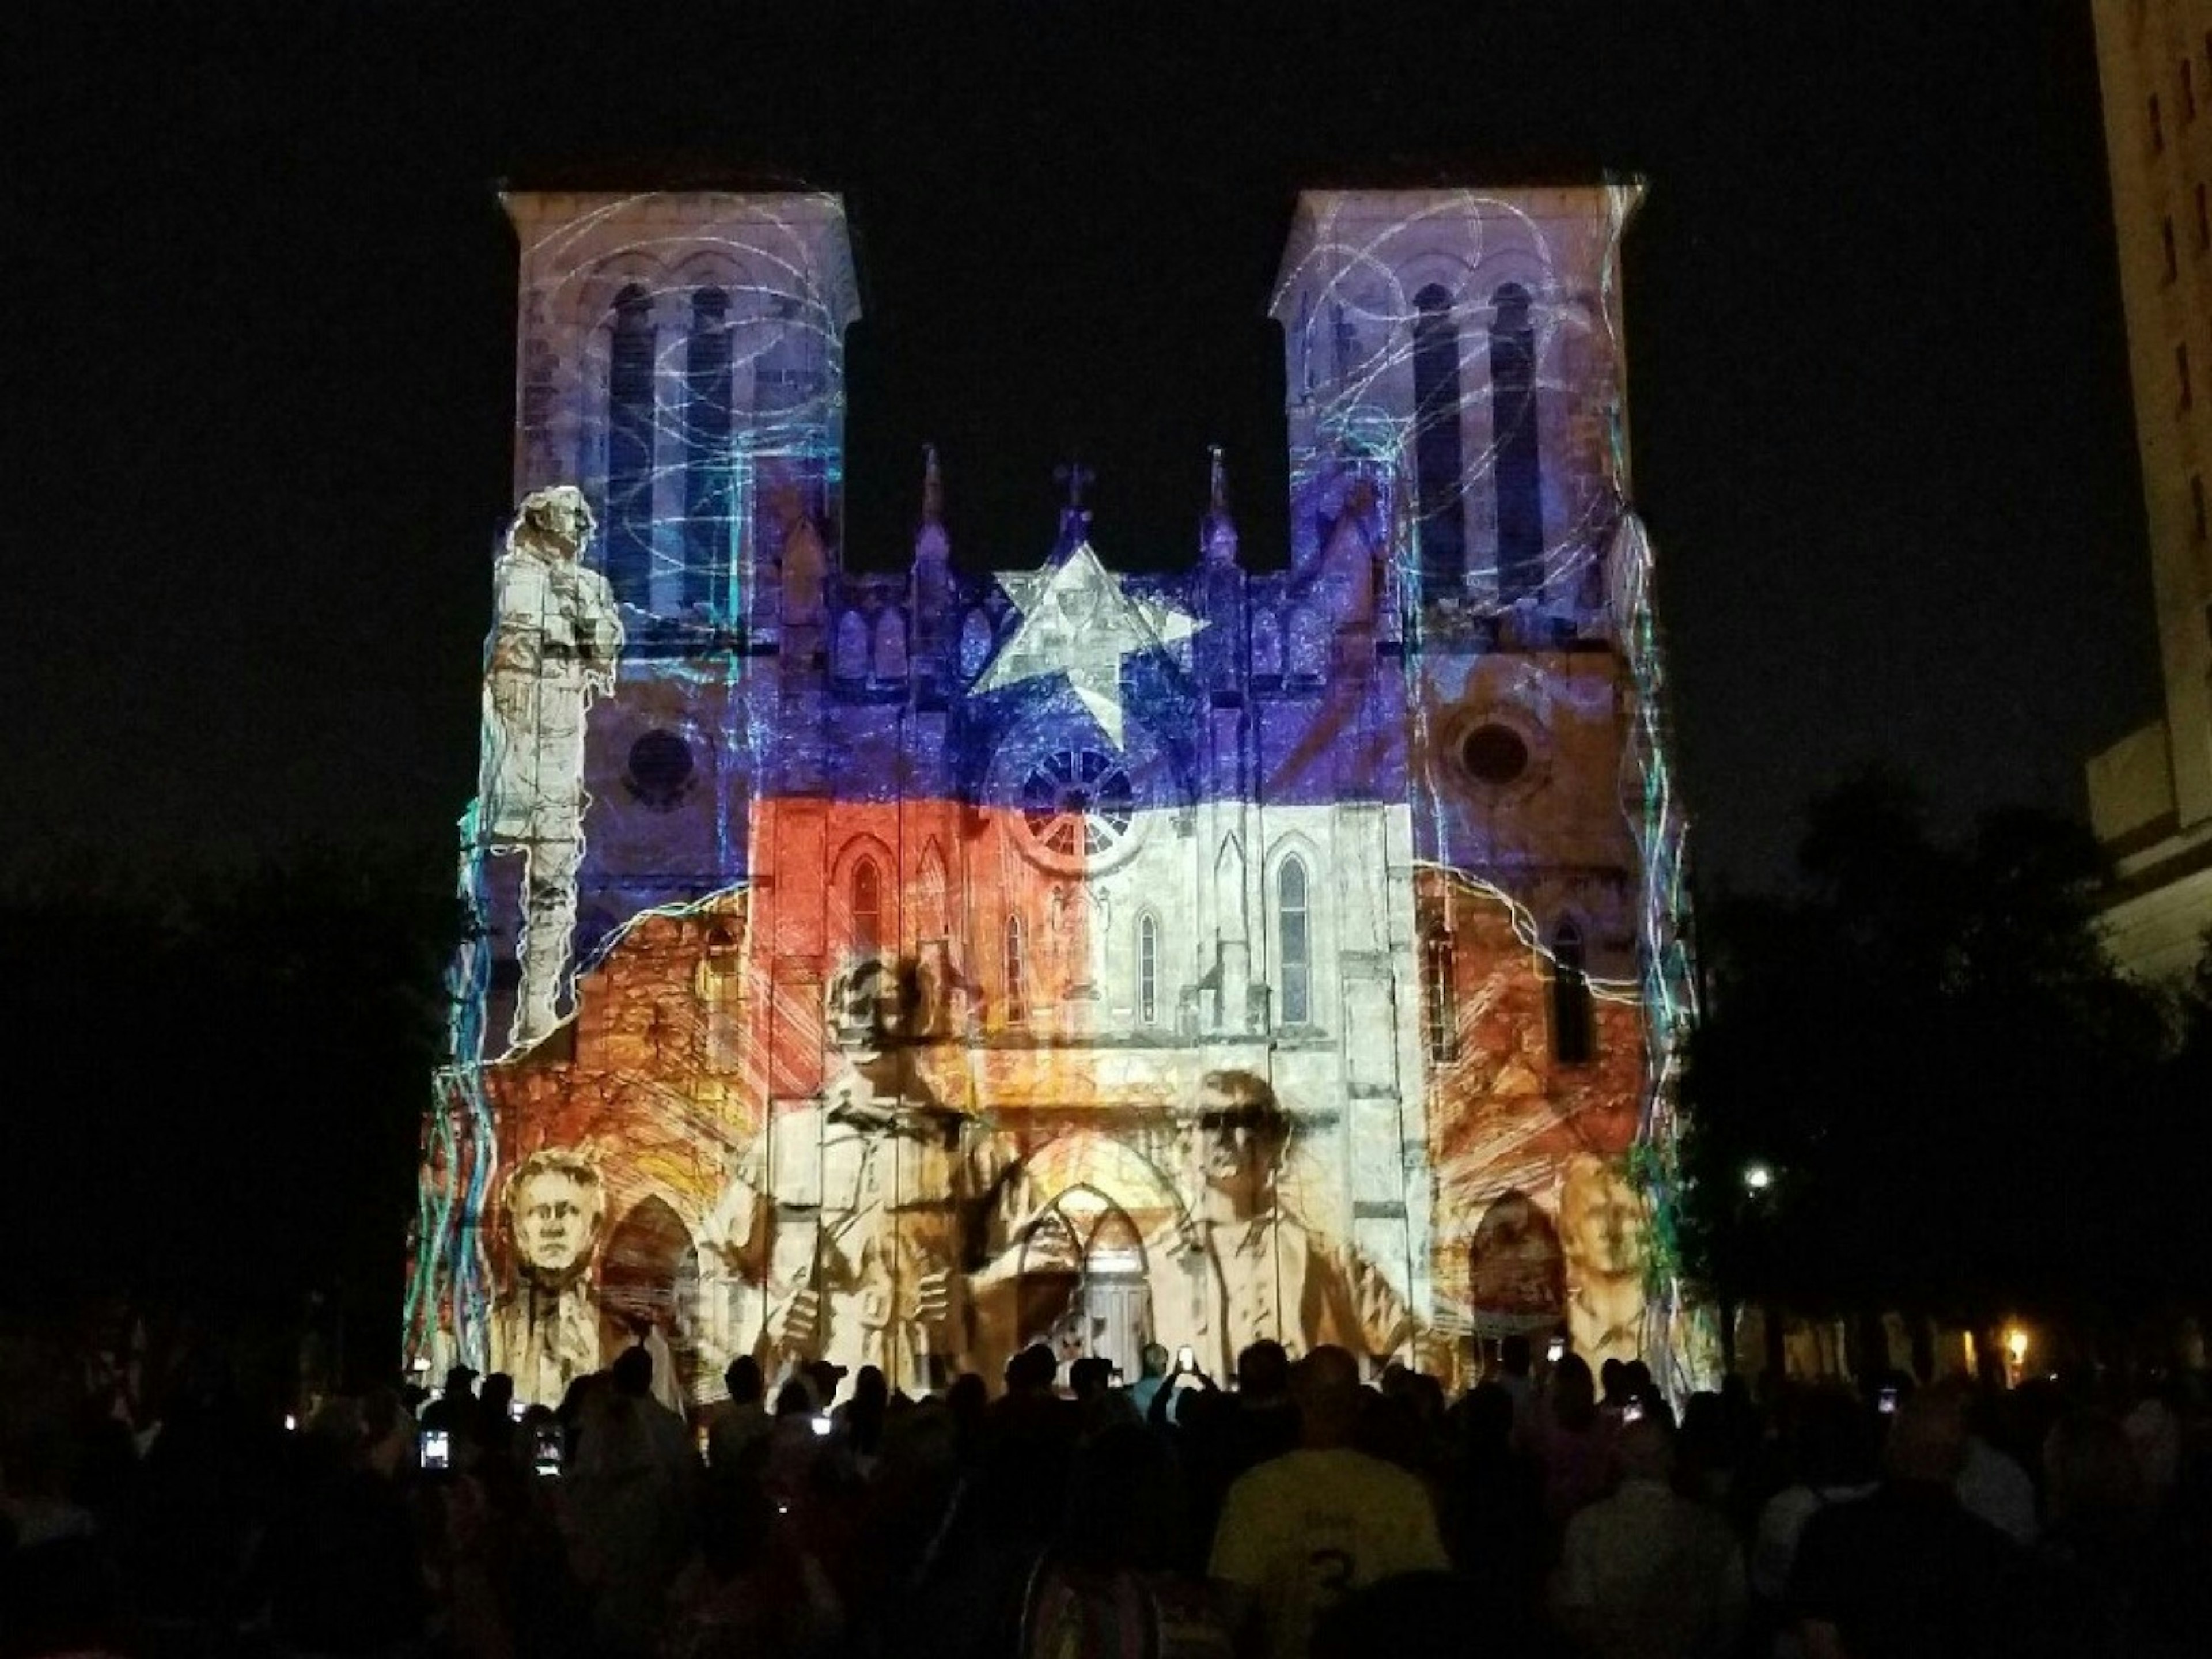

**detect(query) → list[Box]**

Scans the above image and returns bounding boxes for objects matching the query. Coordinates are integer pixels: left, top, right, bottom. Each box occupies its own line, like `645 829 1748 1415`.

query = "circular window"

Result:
1021 748 1135 862
1460 723 1531 786
625 729 695 812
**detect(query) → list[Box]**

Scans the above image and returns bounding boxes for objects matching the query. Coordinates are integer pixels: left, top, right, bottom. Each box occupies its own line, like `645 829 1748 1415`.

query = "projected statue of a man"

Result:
480 484 624 1049
709 955 1039 1392
1147 1070 1412 1378
488 1147 606 1407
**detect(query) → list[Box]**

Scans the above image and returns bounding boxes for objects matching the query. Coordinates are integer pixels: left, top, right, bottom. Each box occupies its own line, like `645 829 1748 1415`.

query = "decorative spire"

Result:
1052 461 1095 551
1201 444 1240 565
921 442 944 528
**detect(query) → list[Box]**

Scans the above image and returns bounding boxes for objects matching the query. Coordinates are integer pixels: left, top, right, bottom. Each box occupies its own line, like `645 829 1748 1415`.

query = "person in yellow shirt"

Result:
1208 1345 1449 1659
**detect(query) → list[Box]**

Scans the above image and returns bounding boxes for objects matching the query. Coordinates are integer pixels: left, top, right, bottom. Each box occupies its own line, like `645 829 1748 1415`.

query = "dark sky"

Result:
6 2 2158 892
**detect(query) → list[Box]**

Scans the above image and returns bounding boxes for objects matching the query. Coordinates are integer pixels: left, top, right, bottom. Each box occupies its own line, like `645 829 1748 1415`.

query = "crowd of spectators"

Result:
3 1327 2209 1659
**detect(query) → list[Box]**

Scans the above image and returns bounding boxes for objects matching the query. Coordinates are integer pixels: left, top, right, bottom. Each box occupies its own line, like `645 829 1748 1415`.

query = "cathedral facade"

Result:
404 187 1694 1404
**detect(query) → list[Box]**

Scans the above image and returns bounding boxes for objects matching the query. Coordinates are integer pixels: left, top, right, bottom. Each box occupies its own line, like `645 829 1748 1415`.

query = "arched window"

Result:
851 858 883 956
683 288 737 617
1005 914 1029 1027
1423 929 1456 1062
607 284 657 609
1278 857 1312 1026
1412 283 1465 601
1489 284 1543 605
1137 912 1161 1027
1551 918 1594 1066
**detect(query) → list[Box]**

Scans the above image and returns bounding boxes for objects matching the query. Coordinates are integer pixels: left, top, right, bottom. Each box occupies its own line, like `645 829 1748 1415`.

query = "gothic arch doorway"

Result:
599 1195 702 1403
1020 1184 1150 1381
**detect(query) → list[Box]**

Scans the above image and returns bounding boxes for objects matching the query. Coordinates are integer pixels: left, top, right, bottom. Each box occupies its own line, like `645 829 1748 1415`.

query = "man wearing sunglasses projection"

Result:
1146 1069 1411 1381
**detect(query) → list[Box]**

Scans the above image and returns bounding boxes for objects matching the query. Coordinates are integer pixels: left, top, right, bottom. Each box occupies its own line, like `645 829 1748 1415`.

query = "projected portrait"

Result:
488 1146 605 1406
480 484 624 1050
1147 1070 1410 1377
1559 1152 1647 1363
709 955 1039 1391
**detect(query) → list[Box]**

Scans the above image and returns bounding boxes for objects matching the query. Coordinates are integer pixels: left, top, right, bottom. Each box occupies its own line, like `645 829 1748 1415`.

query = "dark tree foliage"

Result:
1678 770 2203 1335
1 844 458 1381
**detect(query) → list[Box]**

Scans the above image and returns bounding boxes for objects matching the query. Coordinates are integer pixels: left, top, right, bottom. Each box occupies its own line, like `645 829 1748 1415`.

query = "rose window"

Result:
1021 748 1135 859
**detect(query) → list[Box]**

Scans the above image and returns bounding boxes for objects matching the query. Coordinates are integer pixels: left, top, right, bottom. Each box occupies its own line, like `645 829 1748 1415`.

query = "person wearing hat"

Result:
709 955 1041 1392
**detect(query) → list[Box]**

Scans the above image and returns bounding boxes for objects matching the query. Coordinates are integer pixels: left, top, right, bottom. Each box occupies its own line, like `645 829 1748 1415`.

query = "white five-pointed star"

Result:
972 542 1205 748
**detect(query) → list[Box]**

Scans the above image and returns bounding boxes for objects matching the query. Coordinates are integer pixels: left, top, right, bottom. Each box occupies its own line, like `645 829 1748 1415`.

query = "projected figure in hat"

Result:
488 1147 606 1406
479 484 624 1050
709 955 1046 1392
1147 1069 1412 1379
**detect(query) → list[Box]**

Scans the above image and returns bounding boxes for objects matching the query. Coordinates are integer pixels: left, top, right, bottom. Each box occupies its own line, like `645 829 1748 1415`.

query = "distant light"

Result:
1743 1163 1774 1192
283 1414 297 1432
2004 1326 2028 1366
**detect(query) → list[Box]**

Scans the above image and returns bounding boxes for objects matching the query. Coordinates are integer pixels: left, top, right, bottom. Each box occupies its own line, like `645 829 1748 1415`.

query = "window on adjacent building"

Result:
683 288 737 616
2193 474 2207 543
2152 93 2166 153
1137 912 1160 1027
851 858 883 956
1423 929 1456 1062
607 285 657 608
1489 283 1544 604
2180 341 2195 411
1005 914 1029 1027
1278 857 1312 1026
2198 183 2210 251
2186 58 2198 122
1412 284 1466 601
2165 217 2180 282
1550 919 1594 1066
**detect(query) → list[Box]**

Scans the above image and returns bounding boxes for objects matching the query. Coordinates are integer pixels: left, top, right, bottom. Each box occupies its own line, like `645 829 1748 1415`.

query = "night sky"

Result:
6 3 2157 893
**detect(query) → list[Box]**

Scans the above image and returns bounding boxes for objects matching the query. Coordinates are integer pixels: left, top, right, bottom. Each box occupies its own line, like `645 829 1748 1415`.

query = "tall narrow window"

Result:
1412 284 1465 601
1551 919 1594 1066
2180 341 2195 411
2193 474 2207 543
2196 183 2209 251
607 285 657 609
851 858 883 956
1137 913 1160 1027
1423 929 1456 1062
683 289 737 617
1278 858 1311 1026
2185 57 2198 122
2151 93 2166 153
2165 218 2180 283
1489 284 1543 604
1005 914 1028 1027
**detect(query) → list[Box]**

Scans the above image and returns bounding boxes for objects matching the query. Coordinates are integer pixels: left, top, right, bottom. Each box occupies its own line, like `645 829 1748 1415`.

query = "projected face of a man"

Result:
1186 1077 1288 1217
834 960 914 1062
527 486 592 563
513 1166 598 1282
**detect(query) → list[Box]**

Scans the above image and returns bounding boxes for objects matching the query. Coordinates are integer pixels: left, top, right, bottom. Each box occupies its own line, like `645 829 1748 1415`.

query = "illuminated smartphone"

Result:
1546 1336 1566 1364
1175 1344 1195 1373
531 1425 562 1476
419 1428 451 1470
1621 1400 1645 1425
810 1412 833 1438
1878 1387 1899 1415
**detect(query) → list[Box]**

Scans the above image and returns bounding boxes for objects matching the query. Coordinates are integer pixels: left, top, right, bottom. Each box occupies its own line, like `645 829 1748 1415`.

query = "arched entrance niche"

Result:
599 1194 702 1403
1017 1132 1186 1380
